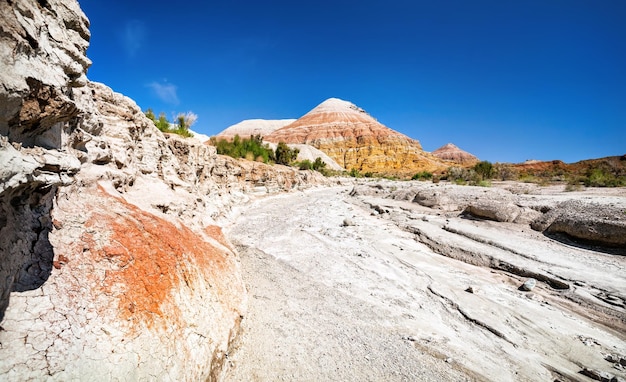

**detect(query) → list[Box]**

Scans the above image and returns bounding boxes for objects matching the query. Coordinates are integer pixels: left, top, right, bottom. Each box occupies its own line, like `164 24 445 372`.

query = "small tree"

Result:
145 108 157 123
312 157 326 171
275 142 299 165
474 161 494 180
156 112 171 132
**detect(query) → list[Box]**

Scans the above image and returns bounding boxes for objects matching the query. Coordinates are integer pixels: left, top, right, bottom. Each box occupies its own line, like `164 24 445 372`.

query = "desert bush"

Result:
473 160 494 180
145 109 195 137
298 160 313 170
275 142 299 165
411 171 433 181
584 168 626 187
209 134 275 164
447 167 479 185
493 162 518 181
349 168 362 178
312 157 327 171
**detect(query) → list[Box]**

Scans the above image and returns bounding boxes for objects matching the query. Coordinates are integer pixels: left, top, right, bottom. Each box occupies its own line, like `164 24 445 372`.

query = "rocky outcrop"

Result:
216 119 296 141
464 201 523 223
0 1 326 380
531 200 626 248
432 143 479 165
0 0 91 142
265 98 446 177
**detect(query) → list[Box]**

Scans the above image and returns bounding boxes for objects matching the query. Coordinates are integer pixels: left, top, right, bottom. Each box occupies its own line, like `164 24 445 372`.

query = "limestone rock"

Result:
413 190 458 211
519 278 537 291
265 98 446 176
0 0 91 142
432 143 479 165
531 200 626 248
465 201 521 223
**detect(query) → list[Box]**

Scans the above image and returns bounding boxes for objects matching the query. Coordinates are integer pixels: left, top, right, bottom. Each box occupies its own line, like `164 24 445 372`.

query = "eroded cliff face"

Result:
265 98 446 176
0 1 325 380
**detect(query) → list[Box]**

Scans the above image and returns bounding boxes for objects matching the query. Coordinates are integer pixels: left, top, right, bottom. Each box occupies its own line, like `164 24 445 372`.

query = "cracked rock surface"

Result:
223 181 626 381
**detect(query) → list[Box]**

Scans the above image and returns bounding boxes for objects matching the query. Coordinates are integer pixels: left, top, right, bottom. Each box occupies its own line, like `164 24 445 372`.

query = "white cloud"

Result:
121 20 146 58
147 81 179 105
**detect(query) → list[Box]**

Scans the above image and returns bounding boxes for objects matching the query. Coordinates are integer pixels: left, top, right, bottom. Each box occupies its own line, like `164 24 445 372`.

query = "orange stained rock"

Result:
81 188 234 329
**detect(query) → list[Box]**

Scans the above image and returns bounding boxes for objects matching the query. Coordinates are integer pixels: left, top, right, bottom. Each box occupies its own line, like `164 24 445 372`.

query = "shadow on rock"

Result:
542 231 626 256
0 184 56 321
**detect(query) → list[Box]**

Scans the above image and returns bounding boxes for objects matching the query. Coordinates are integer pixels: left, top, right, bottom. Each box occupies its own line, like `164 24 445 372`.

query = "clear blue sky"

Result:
81 0 625 163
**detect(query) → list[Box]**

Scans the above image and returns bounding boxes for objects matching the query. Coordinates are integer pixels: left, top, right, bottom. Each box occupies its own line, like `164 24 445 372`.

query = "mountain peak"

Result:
432 143 478 165
311 98 368 115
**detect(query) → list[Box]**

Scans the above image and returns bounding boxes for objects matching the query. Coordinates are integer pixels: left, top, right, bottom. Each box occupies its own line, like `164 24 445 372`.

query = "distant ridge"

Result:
432 143 478 165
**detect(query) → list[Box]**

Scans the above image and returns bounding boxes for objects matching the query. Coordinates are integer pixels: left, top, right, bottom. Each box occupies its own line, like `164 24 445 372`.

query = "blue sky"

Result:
81 0 625 163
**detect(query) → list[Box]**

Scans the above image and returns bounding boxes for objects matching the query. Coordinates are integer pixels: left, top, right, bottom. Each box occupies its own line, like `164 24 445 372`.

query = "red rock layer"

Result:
432 143 479 165
265 98 445 175
55 184 244 332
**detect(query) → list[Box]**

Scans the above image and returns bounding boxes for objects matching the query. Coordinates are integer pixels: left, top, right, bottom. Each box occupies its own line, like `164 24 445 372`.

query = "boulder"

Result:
531 200 626 248
519 278 537 292
413 189 458 211
465 201 521 223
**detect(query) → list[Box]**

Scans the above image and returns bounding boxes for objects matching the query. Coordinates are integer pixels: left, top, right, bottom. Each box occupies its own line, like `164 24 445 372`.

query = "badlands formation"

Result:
215 119 296 141
1 1 625 382
264 98 447 176
433 143 479 165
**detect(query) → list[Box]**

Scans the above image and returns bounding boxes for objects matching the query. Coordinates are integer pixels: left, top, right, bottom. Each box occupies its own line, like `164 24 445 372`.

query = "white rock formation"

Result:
0 1 326 380
216 118 296 141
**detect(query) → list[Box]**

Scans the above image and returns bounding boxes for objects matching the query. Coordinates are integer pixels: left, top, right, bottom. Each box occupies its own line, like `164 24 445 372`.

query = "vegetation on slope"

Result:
435 156 626 187
145 109 196 138
208 134 327 174
209 134 276 164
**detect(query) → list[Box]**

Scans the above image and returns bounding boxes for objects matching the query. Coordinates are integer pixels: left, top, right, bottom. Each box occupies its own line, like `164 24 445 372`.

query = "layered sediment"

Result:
265 98 445 176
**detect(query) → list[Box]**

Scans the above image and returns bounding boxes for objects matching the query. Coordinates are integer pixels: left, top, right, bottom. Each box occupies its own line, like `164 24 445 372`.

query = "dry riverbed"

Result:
222 181 626 381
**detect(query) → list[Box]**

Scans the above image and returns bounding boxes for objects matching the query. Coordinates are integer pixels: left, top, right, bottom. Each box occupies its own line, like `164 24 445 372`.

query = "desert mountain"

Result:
264 98 445 176
216 119 296 141
432 142 479 165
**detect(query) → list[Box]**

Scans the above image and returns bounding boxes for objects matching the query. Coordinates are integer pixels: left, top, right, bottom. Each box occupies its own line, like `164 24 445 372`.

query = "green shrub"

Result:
473 160 494 180
209 134 275 164
493 162 518 181
349 168 362 178
298 160 312 170
312 157 327 171
411 171 433 181
584 168 626 187
297 157 328 172
145 109 196 138
275 142 299 165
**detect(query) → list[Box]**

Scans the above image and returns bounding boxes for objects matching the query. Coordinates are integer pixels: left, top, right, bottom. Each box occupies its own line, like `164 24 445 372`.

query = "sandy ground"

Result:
222 182 626 381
